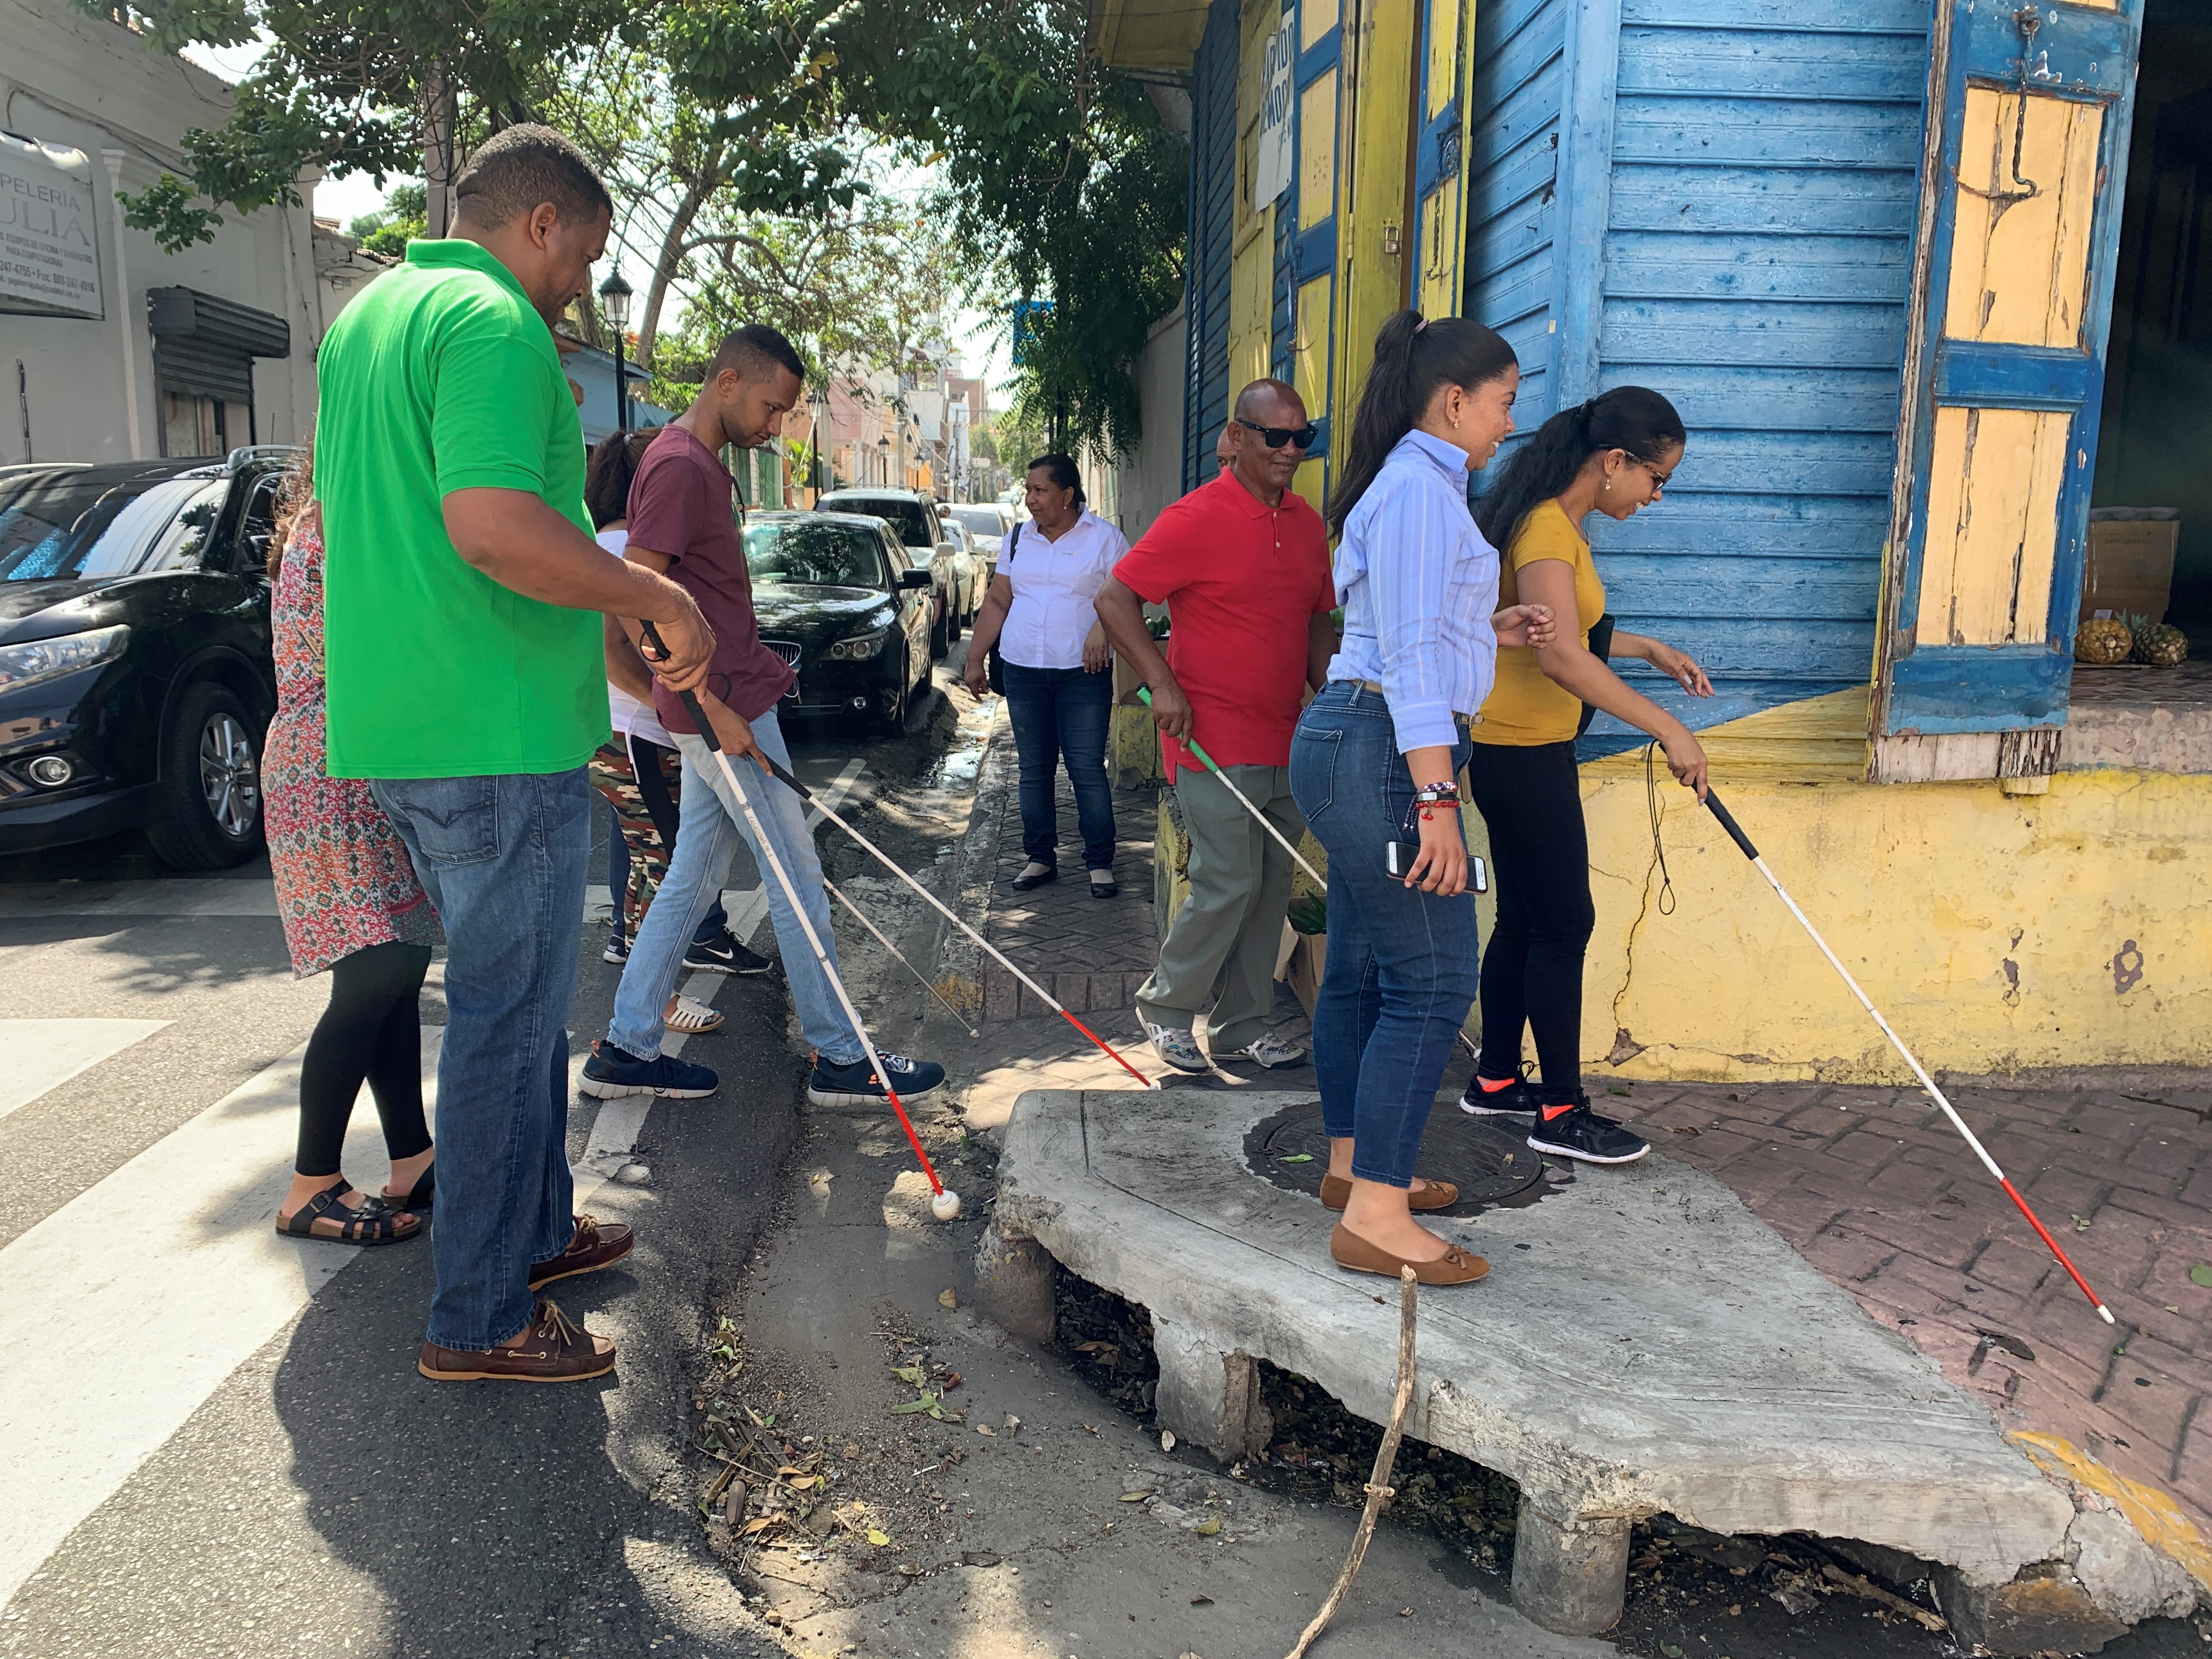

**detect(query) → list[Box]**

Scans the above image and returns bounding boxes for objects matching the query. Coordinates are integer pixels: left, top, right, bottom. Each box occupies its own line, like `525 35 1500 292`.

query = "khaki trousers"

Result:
1136 763 1301 1054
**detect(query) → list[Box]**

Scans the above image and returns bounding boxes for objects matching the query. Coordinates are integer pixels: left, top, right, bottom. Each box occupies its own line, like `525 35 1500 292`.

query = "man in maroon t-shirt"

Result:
582 325 945 1109
1095 379 1337 1076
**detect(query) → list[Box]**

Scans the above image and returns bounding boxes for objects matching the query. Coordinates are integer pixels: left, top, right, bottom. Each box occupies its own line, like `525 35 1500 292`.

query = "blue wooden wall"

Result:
1182 0 1242 492
1463 0 1571 466
1467 0 1933 747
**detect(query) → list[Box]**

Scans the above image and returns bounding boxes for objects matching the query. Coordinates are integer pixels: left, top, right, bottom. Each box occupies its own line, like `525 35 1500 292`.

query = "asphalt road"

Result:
0 678 968 1658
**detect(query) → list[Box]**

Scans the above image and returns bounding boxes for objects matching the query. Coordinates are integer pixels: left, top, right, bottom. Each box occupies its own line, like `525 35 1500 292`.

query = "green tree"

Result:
348 182 426 257
80 0 855 253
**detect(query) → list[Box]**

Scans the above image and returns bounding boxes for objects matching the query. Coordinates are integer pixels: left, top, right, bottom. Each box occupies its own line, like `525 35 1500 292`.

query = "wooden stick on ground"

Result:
1285 1266 1420 1659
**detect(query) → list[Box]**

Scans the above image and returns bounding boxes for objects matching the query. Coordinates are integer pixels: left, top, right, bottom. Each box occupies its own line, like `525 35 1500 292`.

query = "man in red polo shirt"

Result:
1094 379 1336 1074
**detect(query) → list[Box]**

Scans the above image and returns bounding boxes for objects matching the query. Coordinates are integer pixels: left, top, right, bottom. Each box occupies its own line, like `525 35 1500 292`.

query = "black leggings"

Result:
296 941 435 1179
1465 741 1596 1103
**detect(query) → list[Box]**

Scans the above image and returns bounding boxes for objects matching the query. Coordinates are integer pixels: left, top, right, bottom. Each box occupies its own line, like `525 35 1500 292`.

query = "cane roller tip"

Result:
2097 1304 2115 1324
932 1189 963 1221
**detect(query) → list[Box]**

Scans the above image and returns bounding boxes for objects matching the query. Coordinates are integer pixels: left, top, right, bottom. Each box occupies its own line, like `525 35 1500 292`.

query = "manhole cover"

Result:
1243 1099 1558 1217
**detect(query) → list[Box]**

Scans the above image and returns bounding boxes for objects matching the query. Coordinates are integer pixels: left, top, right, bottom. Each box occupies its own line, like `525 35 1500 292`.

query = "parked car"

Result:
935 518 984 624
746 511 936 734
813 488 962 657
945 504 1010 583
0 449 295 868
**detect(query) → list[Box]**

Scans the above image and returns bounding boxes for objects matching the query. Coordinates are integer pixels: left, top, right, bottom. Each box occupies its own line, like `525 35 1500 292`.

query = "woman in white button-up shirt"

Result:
963 455 1131 896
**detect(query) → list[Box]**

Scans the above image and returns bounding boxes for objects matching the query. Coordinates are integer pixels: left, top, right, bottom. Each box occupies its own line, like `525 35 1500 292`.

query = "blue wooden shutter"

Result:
1872 0 2144 768
1410 0 1474 320
1183 0 1243 491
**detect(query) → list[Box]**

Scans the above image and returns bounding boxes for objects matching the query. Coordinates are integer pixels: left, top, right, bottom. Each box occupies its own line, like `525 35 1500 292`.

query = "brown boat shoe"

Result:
417 1297 617 1383
1317 1173 1459 1213
1328 1222 1489 1286
527 1214 635 1290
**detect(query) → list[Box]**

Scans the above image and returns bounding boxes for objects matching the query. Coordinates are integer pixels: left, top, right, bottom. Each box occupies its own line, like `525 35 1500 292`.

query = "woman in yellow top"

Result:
1460 386 1713 1166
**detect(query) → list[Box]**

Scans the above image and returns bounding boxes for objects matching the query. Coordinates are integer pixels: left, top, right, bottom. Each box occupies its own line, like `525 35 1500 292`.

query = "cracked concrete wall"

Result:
1570 766 2212 1082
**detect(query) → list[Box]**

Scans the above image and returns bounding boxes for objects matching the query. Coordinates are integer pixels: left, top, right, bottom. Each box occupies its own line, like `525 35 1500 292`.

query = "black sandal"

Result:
274 1186 421 1247
386 1161 435 1212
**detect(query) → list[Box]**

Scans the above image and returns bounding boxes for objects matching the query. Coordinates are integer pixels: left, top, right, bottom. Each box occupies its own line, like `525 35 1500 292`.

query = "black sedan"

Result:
0 451 291 868
746 512 935 733
814 488 962 658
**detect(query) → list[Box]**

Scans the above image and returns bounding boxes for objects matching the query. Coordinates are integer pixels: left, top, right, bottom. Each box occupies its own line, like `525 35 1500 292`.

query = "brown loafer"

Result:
1318 1173 1459 1213
1328 1223 1489 1285
527 1214 635 1290
418 1297 617 1383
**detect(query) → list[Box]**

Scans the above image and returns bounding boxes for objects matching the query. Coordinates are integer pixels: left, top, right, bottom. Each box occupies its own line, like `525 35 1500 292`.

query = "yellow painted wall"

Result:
1571 757 2212 1082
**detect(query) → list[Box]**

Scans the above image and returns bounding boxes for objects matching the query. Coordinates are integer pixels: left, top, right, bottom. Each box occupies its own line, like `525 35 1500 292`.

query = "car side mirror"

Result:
936 541 957 557
899 568 934 590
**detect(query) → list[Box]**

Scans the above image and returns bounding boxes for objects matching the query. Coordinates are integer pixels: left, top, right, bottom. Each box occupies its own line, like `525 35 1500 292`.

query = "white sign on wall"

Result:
0 133 103 320
1253 12 1296 210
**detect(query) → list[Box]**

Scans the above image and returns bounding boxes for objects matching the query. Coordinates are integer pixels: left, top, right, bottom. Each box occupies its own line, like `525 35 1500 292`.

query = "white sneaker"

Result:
1144 1022 1209 1073
1238 1033 1310 1069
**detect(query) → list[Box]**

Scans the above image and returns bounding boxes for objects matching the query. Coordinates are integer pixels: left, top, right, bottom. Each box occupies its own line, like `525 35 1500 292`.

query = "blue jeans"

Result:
605 740 726 947
370 769 590 1351
608 708 860 1065
1002 662 1115 871
1289 683 1479 1188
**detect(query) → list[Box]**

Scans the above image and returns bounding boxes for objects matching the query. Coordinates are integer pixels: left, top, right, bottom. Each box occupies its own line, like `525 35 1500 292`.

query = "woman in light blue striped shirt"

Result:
1288 310 1555 1287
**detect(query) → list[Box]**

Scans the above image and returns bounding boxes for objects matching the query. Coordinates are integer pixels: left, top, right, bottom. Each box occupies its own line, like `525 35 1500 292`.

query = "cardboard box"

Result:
2083 515 2180 624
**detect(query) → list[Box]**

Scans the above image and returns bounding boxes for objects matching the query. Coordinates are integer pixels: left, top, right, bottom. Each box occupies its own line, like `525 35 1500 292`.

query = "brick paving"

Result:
1602 1078 2212 1538
947 713 2212 1548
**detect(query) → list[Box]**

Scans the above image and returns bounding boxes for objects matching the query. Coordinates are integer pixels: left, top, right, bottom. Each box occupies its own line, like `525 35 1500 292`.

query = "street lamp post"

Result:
876 433 890 487
597 269 634 433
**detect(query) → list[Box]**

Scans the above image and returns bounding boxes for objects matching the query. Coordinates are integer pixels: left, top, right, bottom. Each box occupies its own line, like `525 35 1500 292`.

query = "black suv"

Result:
0 450 292 868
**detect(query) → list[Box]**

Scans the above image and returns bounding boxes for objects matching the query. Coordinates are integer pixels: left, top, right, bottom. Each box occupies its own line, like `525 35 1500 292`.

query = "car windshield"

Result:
830 496 933 548
951 507 1003 538
0 470 228 582
744 521 885 589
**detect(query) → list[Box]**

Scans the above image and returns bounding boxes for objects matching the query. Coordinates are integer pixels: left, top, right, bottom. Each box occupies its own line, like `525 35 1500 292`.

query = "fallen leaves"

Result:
938 1288 960 1308
2190 1263 2212 1289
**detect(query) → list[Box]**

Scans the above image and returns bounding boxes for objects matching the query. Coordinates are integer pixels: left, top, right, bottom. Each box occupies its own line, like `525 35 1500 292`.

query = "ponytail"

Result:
1324 309 1517 535
1472 386 1685 551
584 428 656 531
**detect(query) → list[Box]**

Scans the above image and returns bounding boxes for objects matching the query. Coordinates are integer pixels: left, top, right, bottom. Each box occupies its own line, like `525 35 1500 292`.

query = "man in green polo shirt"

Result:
315 124 713 1384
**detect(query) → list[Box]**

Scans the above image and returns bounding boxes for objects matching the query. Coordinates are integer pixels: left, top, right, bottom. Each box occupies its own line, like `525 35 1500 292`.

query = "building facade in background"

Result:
2 0 326 464
1096 0 2212 1079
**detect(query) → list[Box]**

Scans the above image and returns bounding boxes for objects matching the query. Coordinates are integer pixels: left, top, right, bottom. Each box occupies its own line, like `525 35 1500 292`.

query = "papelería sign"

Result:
1 131 103 320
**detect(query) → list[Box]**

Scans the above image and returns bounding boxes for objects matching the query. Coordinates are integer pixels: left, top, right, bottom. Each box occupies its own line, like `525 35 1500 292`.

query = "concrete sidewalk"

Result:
936 705 2212 1593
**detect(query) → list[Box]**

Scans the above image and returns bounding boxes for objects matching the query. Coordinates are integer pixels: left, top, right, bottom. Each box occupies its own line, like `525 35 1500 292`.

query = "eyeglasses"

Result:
1632 458 1673 495
1236 417 1319 450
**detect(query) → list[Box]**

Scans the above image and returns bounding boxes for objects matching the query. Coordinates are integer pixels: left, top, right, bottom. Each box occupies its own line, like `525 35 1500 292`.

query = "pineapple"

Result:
2073 614 2133 665
2128 614 2190 668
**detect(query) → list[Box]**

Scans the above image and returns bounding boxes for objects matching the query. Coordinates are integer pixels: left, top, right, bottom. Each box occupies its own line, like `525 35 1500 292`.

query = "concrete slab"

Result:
983 1088 2083 1638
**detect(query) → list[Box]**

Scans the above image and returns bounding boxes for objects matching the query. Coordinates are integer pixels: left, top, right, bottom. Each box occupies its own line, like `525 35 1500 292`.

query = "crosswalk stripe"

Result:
0 1035 448 1605
0 1020 169 1122
0 758 870 1604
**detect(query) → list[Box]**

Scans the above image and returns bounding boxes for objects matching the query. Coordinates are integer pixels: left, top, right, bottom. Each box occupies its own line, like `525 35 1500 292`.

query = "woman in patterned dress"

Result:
264 450 443 1245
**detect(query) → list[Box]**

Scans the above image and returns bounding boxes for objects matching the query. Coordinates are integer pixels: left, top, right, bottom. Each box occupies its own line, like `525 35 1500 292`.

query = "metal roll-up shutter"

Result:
146 286 290 403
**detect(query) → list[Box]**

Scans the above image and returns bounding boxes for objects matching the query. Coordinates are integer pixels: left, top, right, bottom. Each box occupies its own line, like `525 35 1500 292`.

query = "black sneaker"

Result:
806 1051 946 1107
683 929 773 975
601 933 629 965
1458 1062 1538 1119
579 1040 719 1101
1527 1099 1650 1165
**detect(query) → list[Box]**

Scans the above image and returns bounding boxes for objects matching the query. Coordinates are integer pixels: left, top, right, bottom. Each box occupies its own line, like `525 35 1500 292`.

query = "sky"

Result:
180 42 1017 399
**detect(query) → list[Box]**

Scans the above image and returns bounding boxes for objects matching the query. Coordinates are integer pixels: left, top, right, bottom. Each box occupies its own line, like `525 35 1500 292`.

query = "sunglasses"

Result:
1236 417 1319 450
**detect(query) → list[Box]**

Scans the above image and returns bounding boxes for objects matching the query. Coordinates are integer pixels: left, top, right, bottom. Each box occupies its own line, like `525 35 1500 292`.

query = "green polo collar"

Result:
404 237 532 307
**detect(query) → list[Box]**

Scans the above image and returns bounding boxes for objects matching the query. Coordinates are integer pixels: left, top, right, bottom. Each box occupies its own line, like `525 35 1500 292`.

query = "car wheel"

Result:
146 681 266 870
876 646 910 736
947 595 962 645
929 598 950 660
